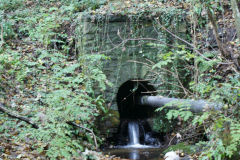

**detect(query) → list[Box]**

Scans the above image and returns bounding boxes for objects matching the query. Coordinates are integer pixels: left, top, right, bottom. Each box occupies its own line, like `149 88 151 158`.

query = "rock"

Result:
164 151 193 160
164 151 180 160
144 132 160 146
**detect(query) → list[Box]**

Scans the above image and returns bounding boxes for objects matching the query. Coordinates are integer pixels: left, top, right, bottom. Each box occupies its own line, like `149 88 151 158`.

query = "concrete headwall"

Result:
77 14 187 110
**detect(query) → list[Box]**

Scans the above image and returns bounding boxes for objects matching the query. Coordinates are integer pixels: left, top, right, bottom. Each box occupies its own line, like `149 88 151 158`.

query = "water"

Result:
120 121 159 148
128 121 140 145
104 121 162 159
103 148 164 160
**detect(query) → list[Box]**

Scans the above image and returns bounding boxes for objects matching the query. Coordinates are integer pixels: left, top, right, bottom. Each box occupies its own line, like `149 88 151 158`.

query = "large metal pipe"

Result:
139 96 222 113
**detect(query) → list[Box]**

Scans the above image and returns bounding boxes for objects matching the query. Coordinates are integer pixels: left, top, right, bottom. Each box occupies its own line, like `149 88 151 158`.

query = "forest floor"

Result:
1 0 239 159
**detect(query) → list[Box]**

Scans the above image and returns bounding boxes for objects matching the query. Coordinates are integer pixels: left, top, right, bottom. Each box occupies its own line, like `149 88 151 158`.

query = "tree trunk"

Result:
207 8 229 58
231 0 240 40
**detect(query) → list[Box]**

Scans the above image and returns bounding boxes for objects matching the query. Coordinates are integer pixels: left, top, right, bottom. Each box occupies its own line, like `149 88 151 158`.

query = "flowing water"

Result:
128 121 140 145
104 121 163 159
122 121 156 148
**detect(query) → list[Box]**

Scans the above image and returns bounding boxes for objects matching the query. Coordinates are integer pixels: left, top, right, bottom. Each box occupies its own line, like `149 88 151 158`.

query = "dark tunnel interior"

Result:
116 79 156 119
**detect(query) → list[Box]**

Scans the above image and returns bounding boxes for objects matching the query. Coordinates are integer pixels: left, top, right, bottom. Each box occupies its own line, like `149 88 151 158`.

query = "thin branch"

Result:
0 103 98 149
173 66 193 96
127 59 175 75
155 19 212 61
127 60 152 67
0 103 39 129
145 58 155 65
93 37 193 55
0 23 4 48
207 8 228 58
67 122 98 149
155 19 236 67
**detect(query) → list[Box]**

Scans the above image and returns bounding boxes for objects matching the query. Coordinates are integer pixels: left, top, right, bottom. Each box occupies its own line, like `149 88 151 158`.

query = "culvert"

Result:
116 79 156 119
117 79 222 118
114 79 222 147
115 79 162 147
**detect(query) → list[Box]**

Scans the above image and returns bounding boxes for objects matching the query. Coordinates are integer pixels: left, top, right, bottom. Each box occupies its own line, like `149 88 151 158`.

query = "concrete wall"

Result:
77 14 187 110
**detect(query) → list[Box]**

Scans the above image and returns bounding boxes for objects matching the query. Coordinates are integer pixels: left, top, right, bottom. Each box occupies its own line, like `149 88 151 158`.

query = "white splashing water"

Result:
119 121 159 148
128 121 140 145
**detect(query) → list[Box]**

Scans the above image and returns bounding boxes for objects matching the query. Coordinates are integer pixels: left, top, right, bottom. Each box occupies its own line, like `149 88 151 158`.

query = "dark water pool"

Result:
103 147 164 160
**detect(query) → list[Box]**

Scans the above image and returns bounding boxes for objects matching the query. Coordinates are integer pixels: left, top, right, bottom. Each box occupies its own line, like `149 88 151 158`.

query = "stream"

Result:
102 80 166 159
103 148 164 160
103 121 164 160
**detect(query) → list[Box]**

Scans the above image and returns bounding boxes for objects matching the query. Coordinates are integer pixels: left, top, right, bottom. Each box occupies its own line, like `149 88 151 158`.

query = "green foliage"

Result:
152 109 177 133
0 12 15 40
193 113 240 159
0 0 110 159
152 45 194 97
163 142 196 154
152 22 240 159
153 43 240 159
1 0 240 159
191 74 240 159
0 0 25 11
0 49 108 159
166 110 193 122
154 99 194 133
80 0 107 10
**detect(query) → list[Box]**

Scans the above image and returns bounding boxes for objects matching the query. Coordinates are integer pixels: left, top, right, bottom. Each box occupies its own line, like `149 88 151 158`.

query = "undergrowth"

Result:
1 0 240 159
0 0 109 159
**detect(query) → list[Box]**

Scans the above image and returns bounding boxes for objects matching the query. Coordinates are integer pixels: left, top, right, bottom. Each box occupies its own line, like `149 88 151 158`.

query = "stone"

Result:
77 13 188 113
164 151 180 160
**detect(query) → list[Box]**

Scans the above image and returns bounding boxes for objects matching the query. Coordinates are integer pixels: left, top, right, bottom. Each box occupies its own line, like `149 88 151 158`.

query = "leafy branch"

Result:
0 103 98 149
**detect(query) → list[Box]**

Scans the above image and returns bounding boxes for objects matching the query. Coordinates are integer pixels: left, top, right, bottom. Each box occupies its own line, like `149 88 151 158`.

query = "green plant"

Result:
0 0 25 11
151 45 194 97
0 1 110 159
152 35 240 159
191 74 240 159
152 109 177 133
80 0 107 10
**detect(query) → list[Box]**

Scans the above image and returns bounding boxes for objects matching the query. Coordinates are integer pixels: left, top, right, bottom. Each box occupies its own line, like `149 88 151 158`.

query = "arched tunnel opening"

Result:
104 79 213 150
115 79 163 146
117 79 156 120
